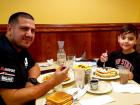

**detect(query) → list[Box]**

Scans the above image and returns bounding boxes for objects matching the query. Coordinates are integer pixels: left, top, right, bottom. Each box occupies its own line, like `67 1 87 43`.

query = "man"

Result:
0 12 68 105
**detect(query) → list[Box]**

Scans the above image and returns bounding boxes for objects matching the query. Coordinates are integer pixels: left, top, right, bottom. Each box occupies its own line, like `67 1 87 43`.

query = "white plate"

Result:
37 73 53 83
35 97 47 105
62 70 75 85
86 81 112 94
92 68 120 80
73 61 95 67
37 71 74 85
92 74 120 80
35 88 78 105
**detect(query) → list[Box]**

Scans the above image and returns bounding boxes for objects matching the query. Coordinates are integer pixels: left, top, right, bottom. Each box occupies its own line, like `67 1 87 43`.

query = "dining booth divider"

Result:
0 23 140 62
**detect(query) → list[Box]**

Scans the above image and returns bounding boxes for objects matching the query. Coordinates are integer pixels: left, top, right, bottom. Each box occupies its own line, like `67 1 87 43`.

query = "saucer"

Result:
86 81 112 94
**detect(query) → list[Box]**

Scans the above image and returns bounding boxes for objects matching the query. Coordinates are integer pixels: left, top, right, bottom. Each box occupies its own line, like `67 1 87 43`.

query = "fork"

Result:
103 62 106 69
72 90 79 104
73 97 79 105
72 90 78 97
103 50 108 69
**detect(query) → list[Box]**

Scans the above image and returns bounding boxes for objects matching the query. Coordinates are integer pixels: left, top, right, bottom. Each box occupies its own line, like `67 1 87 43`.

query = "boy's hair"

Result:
8 12 34 25
120 24 138 39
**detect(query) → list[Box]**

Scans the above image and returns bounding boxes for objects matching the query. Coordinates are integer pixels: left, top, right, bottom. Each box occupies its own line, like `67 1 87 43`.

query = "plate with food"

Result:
62 71 74 85
36 91 73 105
46 91 73 105
86 81 112 94
92 67 120 80
37 70 74 85
73 63 93 71
37 73 53 83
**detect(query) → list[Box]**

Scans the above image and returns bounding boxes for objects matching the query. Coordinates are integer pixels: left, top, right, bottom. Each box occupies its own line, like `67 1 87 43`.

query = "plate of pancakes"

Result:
92 67 120 80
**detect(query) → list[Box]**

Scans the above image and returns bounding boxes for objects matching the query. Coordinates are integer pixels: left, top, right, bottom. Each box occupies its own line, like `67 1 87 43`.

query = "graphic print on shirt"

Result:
115 58 134 71
0 67 15 82
24 57 28 68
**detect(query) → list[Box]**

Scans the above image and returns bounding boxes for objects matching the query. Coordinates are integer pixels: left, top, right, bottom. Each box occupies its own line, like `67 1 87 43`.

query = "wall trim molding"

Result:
1 23 140 33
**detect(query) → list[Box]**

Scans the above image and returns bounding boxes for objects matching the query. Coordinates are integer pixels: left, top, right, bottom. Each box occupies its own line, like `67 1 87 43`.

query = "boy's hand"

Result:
100 51 108 62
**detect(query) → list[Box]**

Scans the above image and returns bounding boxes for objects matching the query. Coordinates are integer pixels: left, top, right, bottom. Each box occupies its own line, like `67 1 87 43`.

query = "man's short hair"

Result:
8 12 34 24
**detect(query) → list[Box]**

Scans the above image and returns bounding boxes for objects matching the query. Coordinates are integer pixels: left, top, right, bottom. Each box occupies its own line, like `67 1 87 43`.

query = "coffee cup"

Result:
90 79 99 90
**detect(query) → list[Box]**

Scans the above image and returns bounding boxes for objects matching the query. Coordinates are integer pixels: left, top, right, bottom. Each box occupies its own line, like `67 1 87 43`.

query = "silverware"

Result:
103 50 108 69
73 97 79 104
72 90 78 97
103 62 106 69
72 89 87 104
72 90 79 104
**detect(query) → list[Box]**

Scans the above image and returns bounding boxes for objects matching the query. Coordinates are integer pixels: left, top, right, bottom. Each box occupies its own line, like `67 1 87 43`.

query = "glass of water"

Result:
66 55 74 68
74 68 85 89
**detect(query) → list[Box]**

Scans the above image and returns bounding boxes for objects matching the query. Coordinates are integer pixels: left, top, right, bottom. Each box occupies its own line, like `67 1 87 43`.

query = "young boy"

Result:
97 24 140 84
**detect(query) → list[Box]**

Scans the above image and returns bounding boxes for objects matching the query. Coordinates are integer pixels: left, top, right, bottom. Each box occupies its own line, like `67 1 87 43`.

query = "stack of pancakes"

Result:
95 68 118 78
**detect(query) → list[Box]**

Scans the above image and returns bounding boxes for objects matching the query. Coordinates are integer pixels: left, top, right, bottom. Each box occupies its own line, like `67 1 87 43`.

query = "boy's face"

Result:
118 33 137 53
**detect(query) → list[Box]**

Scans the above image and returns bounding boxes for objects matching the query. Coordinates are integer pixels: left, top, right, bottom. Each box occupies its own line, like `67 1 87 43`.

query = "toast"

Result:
46 92 73 105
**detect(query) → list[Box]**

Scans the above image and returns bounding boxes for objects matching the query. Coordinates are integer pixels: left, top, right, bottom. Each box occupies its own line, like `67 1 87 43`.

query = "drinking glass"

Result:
119 69 129 84
74 68 85 89
66 55 74 68
85 69 91 84
118 65 129 84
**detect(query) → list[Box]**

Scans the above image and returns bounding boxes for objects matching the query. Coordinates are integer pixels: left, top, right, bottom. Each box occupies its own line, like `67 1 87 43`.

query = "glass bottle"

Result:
57 41 66 65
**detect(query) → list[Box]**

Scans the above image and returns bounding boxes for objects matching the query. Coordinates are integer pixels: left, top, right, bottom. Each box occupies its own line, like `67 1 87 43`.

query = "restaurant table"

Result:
77 80 140 105
36 62 140 105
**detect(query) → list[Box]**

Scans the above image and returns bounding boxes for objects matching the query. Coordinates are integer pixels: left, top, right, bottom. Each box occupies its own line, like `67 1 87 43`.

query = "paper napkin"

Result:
111 81 140 93
47 59 54 65
79 95 115 105
65 87 87 100
38 62 49 67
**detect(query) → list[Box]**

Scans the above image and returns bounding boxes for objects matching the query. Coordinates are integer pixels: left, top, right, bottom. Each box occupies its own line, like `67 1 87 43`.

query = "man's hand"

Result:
52 66 69 85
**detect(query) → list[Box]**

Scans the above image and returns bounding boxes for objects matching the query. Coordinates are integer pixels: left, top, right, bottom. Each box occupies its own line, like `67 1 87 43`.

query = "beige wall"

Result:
1 0 140 24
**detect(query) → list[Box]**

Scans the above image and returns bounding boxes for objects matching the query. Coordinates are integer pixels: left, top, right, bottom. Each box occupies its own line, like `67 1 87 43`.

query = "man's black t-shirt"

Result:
0 35 35 105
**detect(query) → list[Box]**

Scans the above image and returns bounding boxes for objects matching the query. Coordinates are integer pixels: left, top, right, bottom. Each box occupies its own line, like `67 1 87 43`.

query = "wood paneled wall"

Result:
0 23 140 62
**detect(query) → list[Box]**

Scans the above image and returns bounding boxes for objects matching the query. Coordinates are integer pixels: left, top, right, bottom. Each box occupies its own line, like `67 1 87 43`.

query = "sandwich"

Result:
46 91 73 105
